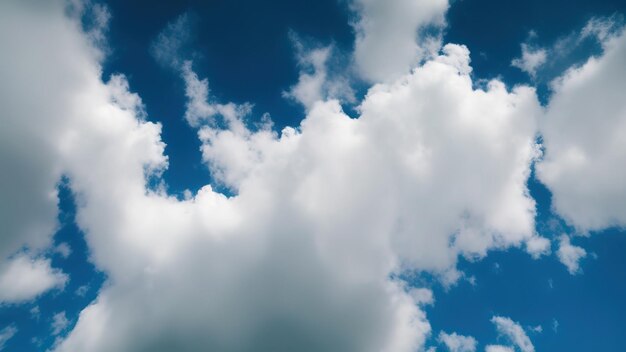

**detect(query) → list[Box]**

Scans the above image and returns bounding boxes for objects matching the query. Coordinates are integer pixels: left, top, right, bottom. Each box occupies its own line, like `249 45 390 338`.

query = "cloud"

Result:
283 36 355 111
439 331 477 352
51 311 70 335
0 1 560 351
193 43 542 277
54 243 72 259
351 0 449 82
485 345 514 352
536 25 626 232
150 12 194 69
0 325 17 351
525 235 551 259
511 43 547 78
0 255 68 304
556 235 587 274
490 316 534 352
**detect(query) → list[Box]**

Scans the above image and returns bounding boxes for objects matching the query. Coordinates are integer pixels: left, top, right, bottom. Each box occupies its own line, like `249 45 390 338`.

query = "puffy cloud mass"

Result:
537 26 626 232
485 346 514 352
0 255 68 304
2 0 625 351
351 0 449 82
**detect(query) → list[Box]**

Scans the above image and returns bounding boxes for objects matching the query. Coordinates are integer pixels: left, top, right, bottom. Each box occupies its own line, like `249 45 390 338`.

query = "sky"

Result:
0 0 625 351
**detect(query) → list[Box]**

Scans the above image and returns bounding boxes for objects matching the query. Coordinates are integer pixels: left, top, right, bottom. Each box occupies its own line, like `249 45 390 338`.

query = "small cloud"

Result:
525 235 551 259
511 43 547 78
0 255 68 304
75 285 89 297
485 345 514 352
0 324 17 350
30 305 41 320
552 319 559 333
491 316 535 352
51 311 69 336
54 243 72 259
150 12 195 70
557 235 587 274
409 288 434 306
438 331 477 352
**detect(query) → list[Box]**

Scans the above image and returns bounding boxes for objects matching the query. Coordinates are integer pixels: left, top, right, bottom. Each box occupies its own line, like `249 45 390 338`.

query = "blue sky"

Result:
1 0 626 351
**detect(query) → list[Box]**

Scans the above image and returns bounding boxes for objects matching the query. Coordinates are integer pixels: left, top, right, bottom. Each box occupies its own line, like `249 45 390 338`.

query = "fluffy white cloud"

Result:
525 235 551 259
283 39 355 111
0 1 552 351
439 331 477 352
196 43 543 277
0 255 68 304
491 316 534 352
485 345 514 352
511 43 547 78
351 0 449 82
0 325 17 351
536 26 626 232
556 235 587 274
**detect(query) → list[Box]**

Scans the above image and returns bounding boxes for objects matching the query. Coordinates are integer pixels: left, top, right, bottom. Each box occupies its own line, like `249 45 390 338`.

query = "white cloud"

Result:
181 60 252 128
525 235 551 259
63 38 540 352
351 0 449 82
283 39 355 111
0 1 555 351
0 325 17 351
194 43 542 275
536 25 626 231
556 235 587 274
52 311 70 335
485 345 514 352
439 331 477 352
491 316 534 352
511 44 547 78
0 255 68 304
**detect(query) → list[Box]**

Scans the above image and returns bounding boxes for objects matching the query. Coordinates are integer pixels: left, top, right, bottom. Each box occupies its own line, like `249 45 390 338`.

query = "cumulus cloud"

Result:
556 235 587 274
351 0 449 82
491 316 534 352
193 42 543 277
536 24 626 232
485 345 514 352
0 255 68 304
0 325 17 351
0 1 563 351
439 331 477 352
511 43 547 78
